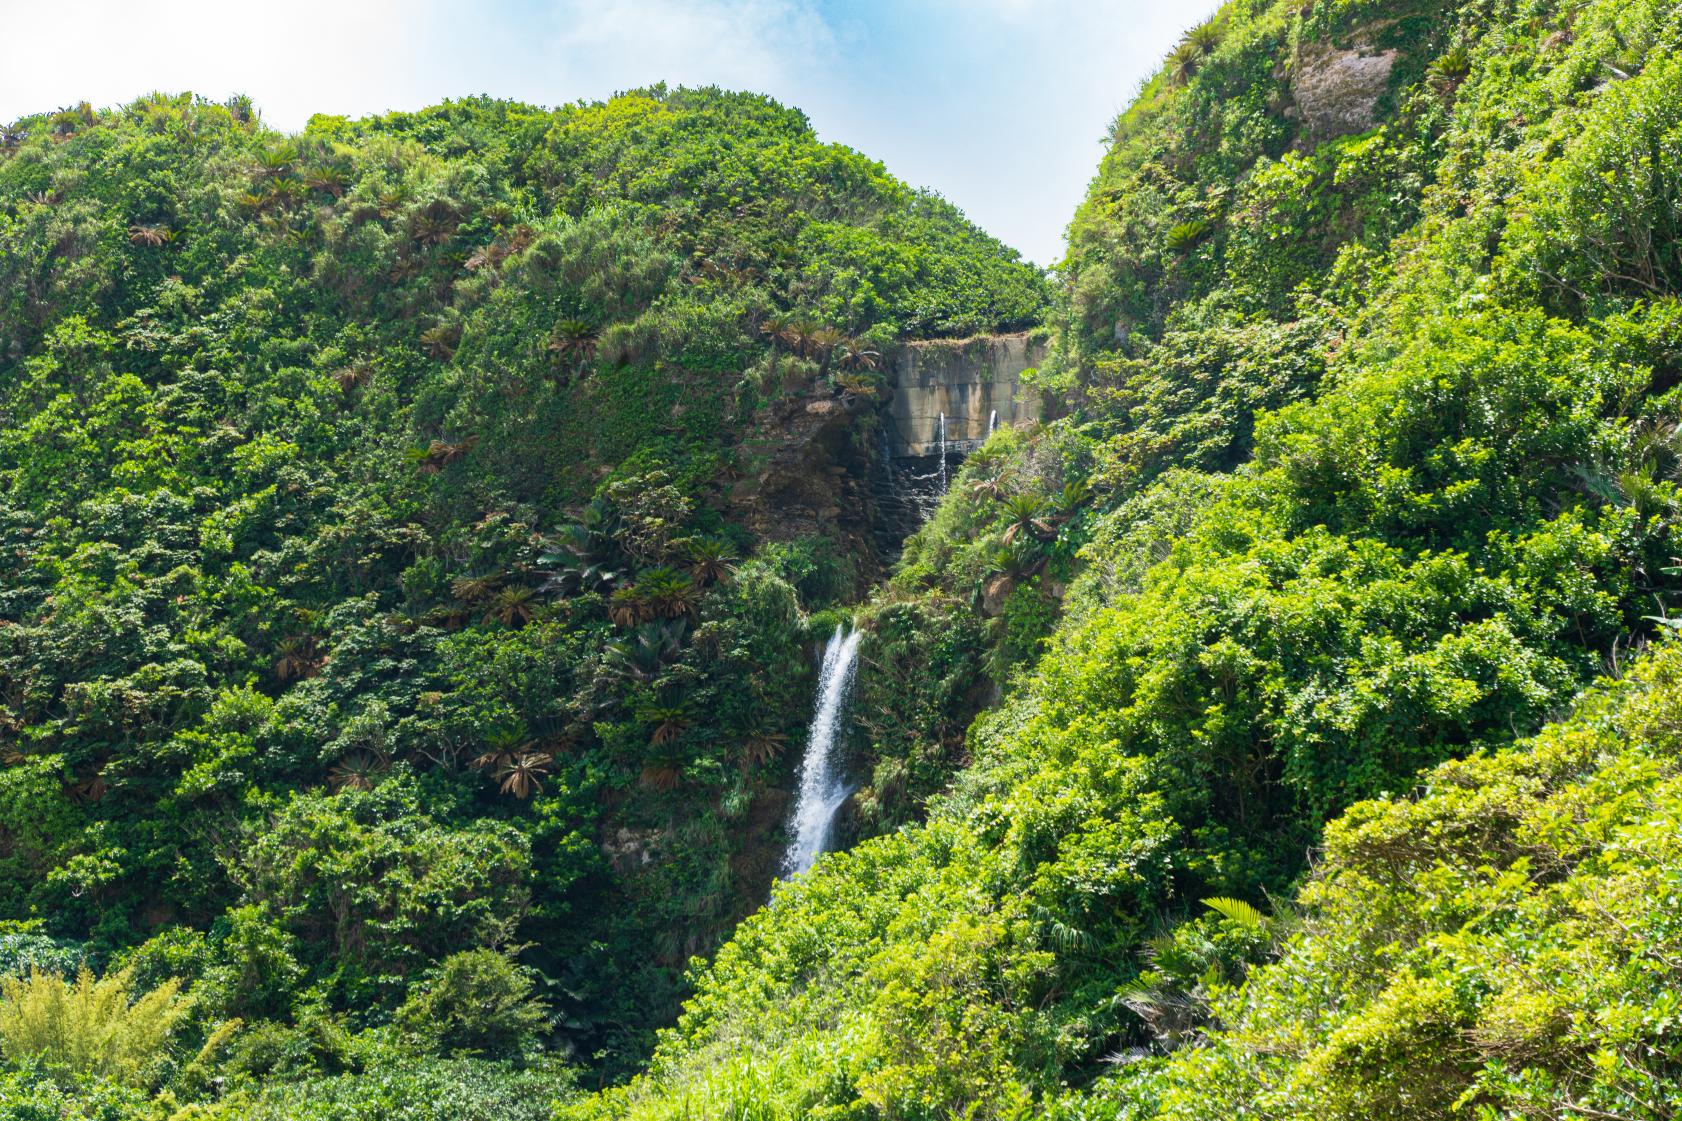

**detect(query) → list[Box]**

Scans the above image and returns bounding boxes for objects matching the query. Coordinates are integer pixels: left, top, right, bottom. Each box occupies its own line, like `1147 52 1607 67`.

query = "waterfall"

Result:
936 411 948 494
891 412 955 529
988 409 998 436
781 625 864 877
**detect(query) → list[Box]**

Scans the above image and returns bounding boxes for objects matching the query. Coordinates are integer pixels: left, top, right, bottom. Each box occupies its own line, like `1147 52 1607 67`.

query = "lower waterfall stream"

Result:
780 625 864 877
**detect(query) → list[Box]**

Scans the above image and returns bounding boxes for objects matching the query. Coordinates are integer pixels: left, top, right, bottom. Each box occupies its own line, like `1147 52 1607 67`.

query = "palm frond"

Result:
1202 896 1266 929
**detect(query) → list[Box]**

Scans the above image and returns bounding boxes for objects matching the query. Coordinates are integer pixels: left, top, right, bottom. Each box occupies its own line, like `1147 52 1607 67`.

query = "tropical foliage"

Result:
565 0 1682 1118
0 81 1043 1114
9 0 1682 1115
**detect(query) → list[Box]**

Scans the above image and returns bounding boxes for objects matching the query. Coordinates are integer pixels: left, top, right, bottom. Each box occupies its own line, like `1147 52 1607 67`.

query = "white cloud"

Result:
0 0 429 128
0 0 845 131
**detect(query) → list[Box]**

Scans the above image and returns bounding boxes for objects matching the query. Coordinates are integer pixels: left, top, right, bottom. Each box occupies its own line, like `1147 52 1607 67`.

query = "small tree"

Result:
394 950 548 1058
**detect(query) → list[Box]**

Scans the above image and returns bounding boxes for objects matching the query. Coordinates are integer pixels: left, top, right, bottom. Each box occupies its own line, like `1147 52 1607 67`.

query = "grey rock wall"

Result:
1289 37 1399 145
882 333 1051 457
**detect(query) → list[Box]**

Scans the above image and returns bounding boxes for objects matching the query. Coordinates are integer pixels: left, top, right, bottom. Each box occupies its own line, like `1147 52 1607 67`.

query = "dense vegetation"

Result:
0 84 1043 1114
7 0 1682 1115
560 0 1682 1117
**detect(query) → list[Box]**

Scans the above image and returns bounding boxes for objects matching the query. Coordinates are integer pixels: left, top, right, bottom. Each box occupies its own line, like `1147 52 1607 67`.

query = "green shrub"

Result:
1100 640 1682 1120
0 933 83 980
250 1057 575 1121
394 950 548 1058
1504 54 1682 312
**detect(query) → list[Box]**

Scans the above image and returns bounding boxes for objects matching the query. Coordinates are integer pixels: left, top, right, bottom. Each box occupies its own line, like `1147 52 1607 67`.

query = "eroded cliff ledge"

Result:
881 332 1054 457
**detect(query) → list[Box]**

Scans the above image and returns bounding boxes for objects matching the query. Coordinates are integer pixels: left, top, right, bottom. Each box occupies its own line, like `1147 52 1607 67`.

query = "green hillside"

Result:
0 84 1044 1110
5 0 1682 1116
562 0 1682 1117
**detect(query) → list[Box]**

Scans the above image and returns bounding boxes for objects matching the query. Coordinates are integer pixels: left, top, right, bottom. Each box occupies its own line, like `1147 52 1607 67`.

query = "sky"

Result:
0 0 1215 266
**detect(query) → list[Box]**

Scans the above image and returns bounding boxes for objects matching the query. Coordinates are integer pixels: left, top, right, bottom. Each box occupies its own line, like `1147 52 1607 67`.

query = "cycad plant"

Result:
548 318 600 365
539 501 628 595
252 141 297 177
808 326 847 373
1166 42 1203 86
608 585 651 627
645 704 692 746
603 620 688 684
484 585 538 628
410 198 462 247
126 223 174 247
273 633 320 682
637 567 700 619
497 751 554 799
999 493 1055 544
471 725 533 775
1183 20 1222 59
1049 477 1094 519
737 729 788 770
686 536 738 586
48 102 96 139
329 750 390 792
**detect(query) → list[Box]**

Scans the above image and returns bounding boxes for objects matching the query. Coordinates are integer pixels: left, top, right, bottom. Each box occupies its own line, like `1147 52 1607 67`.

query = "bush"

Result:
249 1057 575 1121
1505 54 1682 311
1101 640 1682 1120
393 950 548 1058
0 932 83 980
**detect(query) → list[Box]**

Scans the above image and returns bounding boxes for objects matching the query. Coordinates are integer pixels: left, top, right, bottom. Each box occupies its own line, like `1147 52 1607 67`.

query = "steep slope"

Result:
0 84 1044 1082
1106 637 1682 1121
570 0 1682 1117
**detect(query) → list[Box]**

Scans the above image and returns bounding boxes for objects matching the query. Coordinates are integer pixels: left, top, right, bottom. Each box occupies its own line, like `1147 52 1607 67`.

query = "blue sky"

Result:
0 0 1214 265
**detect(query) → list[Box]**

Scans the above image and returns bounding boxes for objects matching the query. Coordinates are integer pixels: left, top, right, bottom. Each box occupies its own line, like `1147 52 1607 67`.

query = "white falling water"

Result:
989 409 998 436
936 411 948 494
781 625 864 878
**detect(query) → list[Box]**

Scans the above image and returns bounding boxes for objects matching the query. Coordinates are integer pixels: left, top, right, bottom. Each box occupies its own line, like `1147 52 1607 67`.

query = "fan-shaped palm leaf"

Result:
1202 896 1267 929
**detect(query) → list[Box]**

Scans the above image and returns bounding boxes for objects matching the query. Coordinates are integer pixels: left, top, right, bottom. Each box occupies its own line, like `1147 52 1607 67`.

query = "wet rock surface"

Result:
882 333 1052 457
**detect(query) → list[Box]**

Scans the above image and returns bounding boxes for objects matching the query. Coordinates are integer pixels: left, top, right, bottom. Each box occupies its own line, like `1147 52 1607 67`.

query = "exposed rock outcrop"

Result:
1289 40 1399 144
726 379 881 581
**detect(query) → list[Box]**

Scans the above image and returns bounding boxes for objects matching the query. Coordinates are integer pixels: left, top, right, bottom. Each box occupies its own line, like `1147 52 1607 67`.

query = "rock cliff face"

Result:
882 333 1052 457
726 381 882 583
726 334 1057 566
1289 33 1400 144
